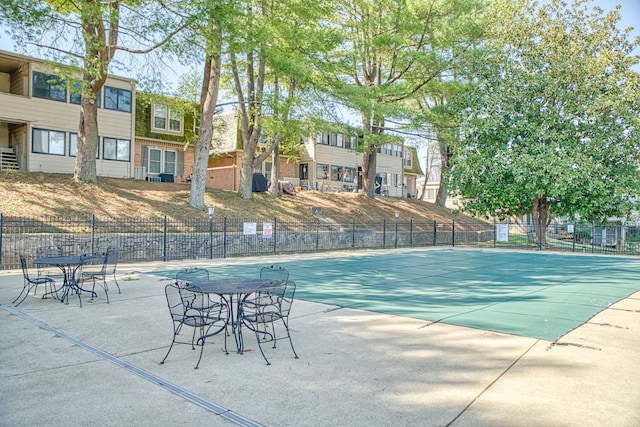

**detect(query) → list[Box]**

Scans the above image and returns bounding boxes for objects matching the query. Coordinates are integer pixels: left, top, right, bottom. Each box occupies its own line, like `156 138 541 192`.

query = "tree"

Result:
185 2 227 210
0 0 184 184
320 0 484 199
225 0 332 199
448 0 640 242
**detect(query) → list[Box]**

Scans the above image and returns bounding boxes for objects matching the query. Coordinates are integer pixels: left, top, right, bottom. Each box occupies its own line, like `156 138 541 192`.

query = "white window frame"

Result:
164 150 177 174
151 103 184 135
404 149 412 167
147 147 177 175
148 147 162 174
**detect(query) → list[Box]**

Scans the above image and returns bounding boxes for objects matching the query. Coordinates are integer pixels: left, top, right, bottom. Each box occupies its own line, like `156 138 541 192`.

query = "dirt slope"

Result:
0 171 479 225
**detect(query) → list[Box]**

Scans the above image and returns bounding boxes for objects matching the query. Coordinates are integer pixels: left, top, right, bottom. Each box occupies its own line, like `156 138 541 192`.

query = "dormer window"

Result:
152 104 183 134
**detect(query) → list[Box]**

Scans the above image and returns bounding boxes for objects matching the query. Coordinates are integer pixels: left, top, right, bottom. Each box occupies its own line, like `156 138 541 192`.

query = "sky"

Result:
1 0 638 172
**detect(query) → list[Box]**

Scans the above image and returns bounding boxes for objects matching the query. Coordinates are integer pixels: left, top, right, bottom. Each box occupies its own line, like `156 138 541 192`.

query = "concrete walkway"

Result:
1 250 639 426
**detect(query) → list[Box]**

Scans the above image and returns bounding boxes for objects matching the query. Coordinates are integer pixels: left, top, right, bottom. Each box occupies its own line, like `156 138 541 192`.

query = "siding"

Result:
0 51 135 178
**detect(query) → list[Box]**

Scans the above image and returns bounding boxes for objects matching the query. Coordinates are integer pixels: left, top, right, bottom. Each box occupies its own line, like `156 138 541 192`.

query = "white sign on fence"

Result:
243 222 257 235
496 224 509 242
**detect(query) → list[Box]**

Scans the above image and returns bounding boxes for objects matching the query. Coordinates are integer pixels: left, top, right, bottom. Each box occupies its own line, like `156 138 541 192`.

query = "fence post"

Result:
452 220 455 247
209 213 214 259
316 219 320 251
383 219 387 249
394 217 398 248
410 219 413 247
572 221 577 252
433 220 437 246
163 215 168 261
273 217 277 255
493 219 496 248
352 219 355 249
91 214 96 255
223 217 228 258
592 222 595 253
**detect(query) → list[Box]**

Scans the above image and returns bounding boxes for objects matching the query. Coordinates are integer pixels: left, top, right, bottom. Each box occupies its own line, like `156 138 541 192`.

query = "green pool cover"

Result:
153 249 640 341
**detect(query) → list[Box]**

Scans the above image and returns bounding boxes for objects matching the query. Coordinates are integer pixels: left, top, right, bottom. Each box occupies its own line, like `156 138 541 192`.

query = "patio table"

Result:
186 278 282 354
33 254 100 307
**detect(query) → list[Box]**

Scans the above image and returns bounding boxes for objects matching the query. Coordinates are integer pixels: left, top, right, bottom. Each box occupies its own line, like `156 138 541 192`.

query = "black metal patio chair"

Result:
240 280 299 365
13 255 57 306
175 267 210 285
160 282 229 369
244 265 289 308
79 246 120 302
259 264 289 282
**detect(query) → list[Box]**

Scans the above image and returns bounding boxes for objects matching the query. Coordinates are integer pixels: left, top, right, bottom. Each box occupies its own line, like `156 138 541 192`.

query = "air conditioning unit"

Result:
134 166 147 180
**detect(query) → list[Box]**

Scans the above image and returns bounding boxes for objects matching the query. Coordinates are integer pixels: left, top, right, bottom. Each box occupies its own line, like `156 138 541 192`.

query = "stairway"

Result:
0 148 19 170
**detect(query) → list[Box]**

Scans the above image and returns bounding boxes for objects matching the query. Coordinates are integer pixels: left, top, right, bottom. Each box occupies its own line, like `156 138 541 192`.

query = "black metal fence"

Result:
1 213 638 270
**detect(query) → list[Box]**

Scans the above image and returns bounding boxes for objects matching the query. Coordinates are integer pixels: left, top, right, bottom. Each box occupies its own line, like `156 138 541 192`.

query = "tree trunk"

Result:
270 140 280 196
362 146 377 199
435 143 450 207
189 31 222 210
532 194 549 245
74 94 100 184
238 156 254 198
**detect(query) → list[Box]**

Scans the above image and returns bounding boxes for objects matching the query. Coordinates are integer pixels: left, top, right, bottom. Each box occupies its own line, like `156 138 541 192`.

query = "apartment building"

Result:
133 92 197 183
0 49 423 197
0 49 136 177
206 111 297 191
298 131 423 197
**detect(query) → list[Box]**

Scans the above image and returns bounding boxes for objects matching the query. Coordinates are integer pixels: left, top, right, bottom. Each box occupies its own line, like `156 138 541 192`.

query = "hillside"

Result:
0 171 480 226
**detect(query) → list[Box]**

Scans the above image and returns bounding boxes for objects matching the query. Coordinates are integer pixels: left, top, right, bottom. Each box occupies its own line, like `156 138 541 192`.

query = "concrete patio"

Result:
1 249 639 426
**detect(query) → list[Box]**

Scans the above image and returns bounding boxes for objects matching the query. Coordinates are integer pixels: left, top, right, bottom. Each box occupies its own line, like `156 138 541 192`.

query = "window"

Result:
164 150 176 174
404 150 412 167
70 133 100 158
343 167 355 183
153 105 167 129
71 83 101 106
152 104 183 133
346 135 357 150
148 148 162 174
316 133 330 145
147 147 177 174
32 129 65 155
169 109 182 132
328 133 343 147
32 72 66 102
69 133 77 156
331 165 341 181
394 145 402 157
104 86 132 112
317 163 329 180
383 143 393 155
70 81 82 104
103 137 130 161
392 173 399 187
299 163 309 180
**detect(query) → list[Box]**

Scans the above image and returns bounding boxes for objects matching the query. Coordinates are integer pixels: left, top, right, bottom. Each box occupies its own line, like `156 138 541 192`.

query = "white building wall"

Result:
0 50 135 178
